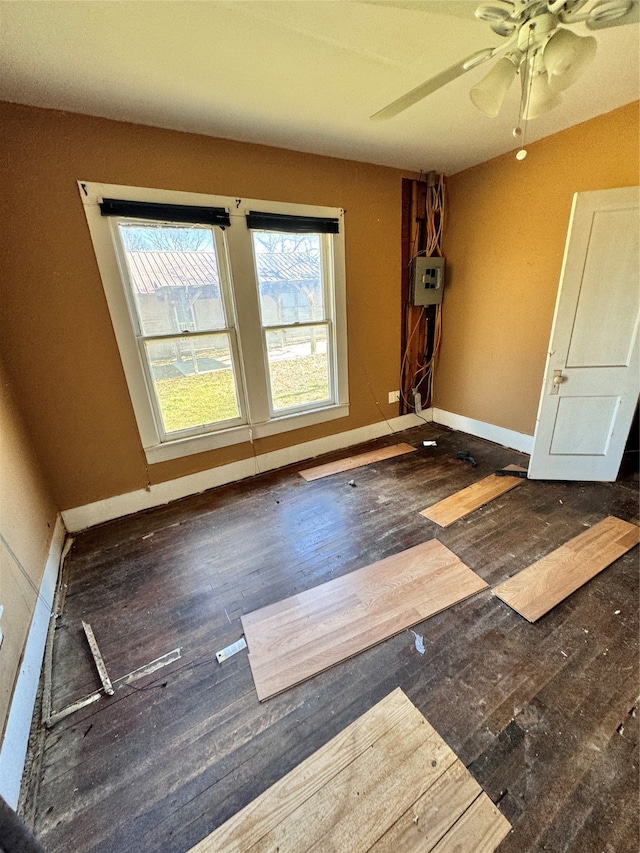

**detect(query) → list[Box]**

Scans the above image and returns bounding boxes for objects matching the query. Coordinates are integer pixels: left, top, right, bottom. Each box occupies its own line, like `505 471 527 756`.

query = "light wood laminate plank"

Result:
369 761 482 852
420 465 527 527
430 794 512 852
250 721 456 853
493 515 640 622
299 443 417 481
187 688 413 853
242 540 488 701
187 689 510 853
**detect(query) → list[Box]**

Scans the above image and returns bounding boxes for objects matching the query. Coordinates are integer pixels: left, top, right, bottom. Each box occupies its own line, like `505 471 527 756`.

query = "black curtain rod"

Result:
246 211 339 234
100 199 231 228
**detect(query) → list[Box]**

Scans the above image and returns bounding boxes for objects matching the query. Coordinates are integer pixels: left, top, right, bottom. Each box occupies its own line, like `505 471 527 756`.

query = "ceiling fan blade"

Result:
586 0 639 29
371 47 496 119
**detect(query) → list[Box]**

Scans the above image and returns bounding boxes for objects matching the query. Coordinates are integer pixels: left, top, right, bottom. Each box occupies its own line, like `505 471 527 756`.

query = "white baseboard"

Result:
432 408 534 455
62 412 430 532
0 514 66 809
62 409 531 534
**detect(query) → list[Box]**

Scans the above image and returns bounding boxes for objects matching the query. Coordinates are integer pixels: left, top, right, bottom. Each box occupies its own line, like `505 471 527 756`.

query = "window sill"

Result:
144 403 350 464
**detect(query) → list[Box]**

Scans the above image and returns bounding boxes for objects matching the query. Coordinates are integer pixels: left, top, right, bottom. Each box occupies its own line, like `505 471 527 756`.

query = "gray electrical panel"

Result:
412 257 445 305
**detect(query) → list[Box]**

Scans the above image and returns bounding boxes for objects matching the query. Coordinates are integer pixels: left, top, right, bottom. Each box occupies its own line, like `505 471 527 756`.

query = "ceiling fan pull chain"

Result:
515 23 536 159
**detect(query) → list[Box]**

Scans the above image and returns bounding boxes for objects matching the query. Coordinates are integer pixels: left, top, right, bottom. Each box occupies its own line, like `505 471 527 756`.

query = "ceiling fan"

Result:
371 0 639 122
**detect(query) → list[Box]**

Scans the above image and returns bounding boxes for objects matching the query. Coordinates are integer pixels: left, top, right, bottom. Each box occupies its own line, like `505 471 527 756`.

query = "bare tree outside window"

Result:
253 231 319 256
120 224 213 252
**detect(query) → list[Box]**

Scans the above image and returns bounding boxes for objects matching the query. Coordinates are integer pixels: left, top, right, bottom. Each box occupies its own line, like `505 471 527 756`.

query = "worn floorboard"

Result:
187 688 510 853
19 426 639 853
242 540 488 700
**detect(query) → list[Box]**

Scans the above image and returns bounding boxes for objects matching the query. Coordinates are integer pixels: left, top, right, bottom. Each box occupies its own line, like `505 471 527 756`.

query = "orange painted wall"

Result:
2 100 637 514
0 102 414 510
0 357 59 737
437 101 639 436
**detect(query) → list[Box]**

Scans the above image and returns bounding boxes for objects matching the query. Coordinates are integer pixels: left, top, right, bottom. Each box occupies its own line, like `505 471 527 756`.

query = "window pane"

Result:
266 325 330 411
145 333 240 433
118 223 226 335
252 232 325 325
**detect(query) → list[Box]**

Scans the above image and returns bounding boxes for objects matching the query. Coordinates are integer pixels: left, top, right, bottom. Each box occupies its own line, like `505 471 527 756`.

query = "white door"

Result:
529 186 639 481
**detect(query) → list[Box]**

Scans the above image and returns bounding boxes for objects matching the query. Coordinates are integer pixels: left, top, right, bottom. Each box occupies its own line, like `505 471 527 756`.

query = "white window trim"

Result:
109 221 250 442
78 181 349 463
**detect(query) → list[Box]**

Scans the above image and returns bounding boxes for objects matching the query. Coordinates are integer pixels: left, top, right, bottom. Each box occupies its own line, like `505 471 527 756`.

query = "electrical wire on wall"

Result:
424 173 445 258
400 172 445 414
400 305 425 411
413 302 442 410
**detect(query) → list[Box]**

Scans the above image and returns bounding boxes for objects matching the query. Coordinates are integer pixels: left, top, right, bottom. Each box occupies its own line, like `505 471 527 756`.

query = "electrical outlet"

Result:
388 390 400 404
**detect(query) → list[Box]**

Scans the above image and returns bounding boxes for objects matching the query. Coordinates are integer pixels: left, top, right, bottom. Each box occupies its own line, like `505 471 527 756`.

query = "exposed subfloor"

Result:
21 424 639 852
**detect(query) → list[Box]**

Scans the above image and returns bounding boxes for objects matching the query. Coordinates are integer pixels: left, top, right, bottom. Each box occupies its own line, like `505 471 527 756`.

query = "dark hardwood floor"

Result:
22 425 639 852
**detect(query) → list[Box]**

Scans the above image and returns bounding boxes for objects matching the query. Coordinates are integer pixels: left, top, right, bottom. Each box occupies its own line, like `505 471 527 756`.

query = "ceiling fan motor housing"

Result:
517 11 560 49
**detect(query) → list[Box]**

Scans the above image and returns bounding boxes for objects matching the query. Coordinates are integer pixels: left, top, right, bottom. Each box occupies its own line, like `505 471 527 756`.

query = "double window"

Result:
80 184 348 462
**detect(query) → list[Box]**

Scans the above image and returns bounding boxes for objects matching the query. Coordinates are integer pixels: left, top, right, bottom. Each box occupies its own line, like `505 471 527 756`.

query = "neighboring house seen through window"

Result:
79 183 348 463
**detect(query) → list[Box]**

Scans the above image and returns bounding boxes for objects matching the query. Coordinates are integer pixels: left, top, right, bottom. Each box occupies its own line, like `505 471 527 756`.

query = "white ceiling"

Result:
0 1 638 174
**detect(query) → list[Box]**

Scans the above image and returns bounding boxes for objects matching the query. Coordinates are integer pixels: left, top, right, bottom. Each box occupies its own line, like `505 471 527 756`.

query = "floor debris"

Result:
457 449 478 467
495 468 528 479
82 621 114 696
46 647 182 726
216 637 247 664
411 630 425 654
